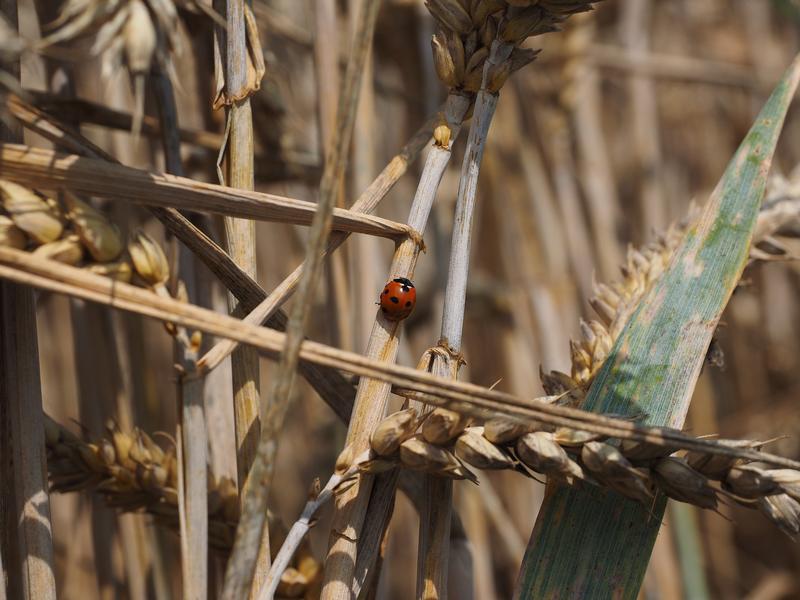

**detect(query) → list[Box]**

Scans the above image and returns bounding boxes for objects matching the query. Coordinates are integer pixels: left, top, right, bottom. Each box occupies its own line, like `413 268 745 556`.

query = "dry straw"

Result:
0 145 413 240
212 0 269 591
401 1 602 596
6 246 800 469
223 2 381 599
4 3 800 598
2 93 359 422
320 93 470 599
1 5 56 597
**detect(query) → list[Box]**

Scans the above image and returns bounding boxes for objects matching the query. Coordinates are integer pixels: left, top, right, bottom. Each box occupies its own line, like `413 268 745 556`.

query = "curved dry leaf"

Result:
212 3 265 109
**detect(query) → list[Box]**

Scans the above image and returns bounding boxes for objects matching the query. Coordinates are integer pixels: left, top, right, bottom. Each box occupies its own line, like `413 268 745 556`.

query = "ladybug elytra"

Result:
379 277 416 321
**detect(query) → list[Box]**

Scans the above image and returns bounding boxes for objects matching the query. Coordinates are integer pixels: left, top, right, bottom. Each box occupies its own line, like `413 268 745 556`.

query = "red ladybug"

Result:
379 277 416 321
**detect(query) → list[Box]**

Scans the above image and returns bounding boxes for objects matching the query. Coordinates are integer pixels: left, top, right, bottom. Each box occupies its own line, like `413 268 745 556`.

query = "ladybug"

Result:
379 277 416 321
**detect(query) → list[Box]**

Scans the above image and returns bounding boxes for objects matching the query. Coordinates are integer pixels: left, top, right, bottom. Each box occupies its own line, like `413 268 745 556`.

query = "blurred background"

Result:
14 0 800 598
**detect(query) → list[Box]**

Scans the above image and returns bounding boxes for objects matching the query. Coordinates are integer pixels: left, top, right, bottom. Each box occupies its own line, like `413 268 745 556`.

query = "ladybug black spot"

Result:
390 296 399 304
405 301 411 307
382 288 389 295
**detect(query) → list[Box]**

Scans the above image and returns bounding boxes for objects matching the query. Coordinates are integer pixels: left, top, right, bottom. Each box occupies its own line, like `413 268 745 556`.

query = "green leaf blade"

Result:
515 54 800 600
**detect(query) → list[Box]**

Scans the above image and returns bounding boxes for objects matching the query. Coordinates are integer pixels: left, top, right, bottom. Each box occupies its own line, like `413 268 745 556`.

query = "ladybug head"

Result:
392 277 414 288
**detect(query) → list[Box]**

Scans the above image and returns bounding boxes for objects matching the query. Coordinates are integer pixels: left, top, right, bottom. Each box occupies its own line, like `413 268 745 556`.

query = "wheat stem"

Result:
258 452 368 600
0 281 57 600
214 0 271 590
152 70 210 600
0 144 411 239
350 469 401 596
220 1 381 597
5 247 800 469
215 7 263 561
175 413 190 599
198 108 441 374
0 3 56 597
178 351 208 600
215 8 264 587
2 95 358 421
320 92 470 599
415 37 510 600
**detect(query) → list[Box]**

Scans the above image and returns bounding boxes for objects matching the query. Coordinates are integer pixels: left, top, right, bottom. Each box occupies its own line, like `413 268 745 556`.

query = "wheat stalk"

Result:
212 0 270 592
320 92 470 599
2 93 358 421
5 245 800 470
314 0 565 586
149 60 212 600
0 4 56 598
0 144 412 240
221 2 380 598
407 2 602 595
258 452 369 600
214 0 261 498
415 20 507 600
197 106 440 373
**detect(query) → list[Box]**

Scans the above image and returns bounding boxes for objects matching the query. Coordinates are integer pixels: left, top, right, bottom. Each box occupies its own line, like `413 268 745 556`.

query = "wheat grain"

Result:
44 414 320 596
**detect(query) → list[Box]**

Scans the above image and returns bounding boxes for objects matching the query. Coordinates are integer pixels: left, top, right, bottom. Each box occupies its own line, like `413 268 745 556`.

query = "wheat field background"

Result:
4 0 800 598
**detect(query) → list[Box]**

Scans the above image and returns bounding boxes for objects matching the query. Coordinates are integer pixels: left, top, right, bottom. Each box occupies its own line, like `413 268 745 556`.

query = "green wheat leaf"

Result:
515 53 800 600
